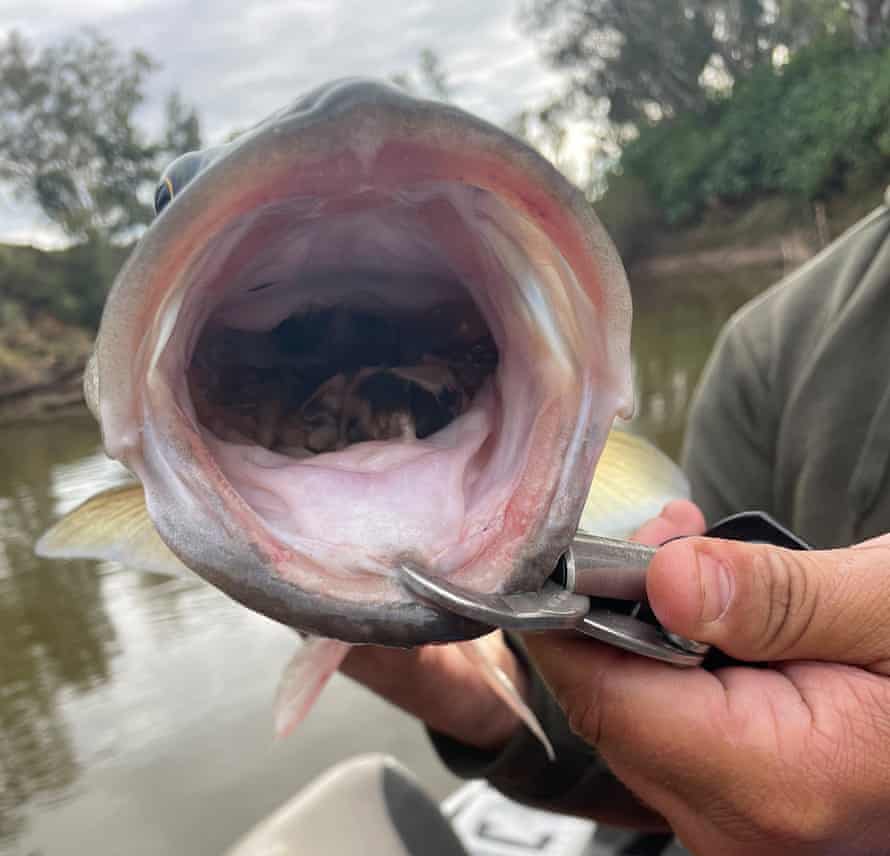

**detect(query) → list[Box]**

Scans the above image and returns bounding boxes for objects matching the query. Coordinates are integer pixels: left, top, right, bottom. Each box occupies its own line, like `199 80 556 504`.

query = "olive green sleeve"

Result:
683 203 890 537
680 305 777 524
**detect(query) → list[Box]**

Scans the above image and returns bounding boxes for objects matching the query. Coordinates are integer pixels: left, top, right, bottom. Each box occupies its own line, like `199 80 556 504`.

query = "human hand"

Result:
340 628 526 751
340 500 706 755
524 525 890 854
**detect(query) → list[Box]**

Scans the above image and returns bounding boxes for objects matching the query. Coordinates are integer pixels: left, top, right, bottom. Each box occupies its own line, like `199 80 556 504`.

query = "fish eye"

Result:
153 150 207 216
154 177 174 215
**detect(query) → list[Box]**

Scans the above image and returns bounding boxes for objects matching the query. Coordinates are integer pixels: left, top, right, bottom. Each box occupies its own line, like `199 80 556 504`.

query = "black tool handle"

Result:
703 510 811 551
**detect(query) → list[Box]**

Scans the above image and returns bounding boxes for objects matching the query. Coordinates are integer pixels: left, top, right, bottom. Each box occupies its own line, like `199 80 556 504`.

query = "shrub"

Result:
622 37 890 223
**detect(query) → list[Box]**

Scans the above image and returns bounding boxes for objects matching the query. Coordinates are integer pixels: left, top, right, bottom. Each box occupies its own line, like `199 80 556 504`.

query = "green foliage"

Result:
525 0 725 124
391 48 452 101
0 29 203 331
621 38 890 223
0 245 66 319
524 1 888 128
593 172 661 260
0 240 130 329
0 29 202 242
162 92 202 157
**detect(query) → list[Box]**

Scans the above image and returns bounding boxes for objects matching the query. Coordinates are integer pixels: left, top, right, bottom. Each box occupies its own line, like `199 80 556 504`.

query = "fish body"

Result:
39 80 673 650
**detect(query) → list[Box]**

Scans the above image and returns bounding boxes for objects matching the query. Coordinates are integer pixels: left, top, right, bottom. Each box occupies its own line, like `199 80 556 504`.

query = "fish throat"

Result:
189 298 499 453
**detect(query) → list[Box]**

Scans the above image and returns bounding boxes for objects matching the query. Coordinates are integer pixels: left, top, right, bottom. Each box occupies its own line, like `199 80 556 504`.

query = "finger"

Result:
632 499 706 546
522 632 740 812
523 630 867 851
647 537 890 672
853 532 890 549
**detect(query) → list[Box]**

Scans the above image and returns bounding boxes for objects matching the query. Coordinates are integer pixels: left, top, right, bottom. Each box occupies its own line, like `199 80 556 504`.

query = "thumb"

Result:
647 537 890 673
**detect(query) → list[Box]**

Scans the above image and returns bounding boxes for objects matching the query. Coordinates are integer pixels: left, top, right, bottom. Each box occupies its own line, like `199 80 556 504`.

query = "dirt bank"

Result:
630 230 814 279
0 306 91 425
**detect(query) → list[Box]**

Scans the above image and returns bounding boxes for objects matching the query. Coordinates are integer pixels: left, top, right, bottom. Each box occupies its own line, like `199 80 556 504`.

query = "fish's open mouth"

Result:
156 181 585 592
91 80 634 642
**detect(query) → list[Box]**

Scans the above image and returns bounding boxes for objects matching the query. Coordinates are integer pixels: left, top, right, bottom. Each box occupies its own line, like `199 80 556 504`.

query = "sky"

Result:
0 0 578 248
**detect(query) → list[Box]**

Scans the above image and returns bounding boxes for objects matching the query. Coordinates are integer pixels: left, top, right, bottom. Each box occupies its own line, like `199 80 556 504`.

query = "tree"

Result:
162 91 202 157
418 48 452 101
524 1 743 125
850 0 890 47
391 48 453 101
0 29 202 243
773 0 852 46
523 1 889 127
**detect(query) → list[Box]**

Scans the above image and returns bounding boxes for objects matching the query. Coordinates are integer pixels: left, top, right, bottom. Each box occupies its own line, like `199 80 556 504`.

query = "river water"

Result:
0 268 777 856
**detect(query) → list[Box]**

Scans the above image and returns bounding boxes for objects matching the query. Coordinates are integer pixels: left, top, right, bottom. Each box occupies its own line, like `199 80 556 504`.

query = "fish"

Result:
36 79 688 740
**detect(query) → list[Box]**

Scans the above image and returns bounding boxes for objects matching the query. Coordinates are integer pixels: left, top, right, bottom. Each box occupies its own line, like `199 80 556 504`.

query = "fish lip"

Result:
91 78 633 644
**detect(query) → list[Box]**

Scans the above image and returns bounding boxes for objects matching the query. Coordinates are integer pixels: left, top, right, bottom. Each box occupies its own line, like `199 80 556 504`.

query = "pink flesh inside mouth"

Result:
149 177 597 601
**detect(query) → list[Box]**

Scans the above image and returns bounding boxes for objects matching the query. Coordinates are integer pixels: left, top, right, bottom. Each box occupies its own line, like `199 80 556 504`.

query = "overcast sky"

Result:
1 0 570 247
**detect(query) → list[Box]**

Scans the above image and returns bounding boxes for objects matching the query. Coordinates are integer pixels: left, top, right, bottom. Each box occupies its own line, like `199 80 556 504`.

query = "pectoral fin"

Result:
35 483 191 577
580 428 690 539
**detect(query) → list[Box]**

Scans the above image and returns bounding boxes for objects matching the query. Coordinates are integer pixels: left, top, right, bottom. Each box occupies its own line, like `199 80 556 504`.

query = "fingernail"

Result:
697 552 733 623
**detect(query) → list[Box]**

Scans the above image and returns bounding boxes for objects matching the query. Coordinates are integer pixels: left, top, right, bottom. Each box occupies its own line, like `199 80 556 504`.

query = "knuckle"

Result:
753 547 818 657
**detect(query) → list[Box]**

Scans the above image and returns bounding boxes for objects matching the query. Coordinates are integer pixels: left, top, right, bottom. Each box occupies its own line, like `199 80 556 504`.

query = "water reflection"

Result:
0 272 784 854
0 418 458 856
628 267 780 457
0 415 119 843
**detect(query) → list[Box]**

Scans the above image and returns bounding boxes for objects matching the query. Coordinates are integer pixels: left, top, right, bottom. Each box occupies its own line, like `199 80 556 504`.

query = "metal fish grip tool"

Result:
399 511 810 668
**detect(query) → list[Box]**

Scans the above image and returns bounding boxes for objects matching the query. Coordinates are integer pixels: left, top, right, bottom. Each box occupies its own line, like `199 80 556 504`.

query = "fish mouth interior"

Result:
158 180 581 586
189 298 497 454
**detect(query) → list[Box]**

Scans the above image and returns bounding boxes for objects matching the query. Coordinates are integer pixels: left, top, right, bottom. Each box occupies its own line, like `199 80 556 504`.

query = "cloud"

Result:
1 0 567 244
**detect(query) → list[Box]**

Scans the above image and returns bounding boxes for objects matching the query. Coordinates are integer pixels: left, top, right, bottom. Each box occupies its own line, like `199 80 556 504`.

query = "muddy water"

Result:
0 268 777 856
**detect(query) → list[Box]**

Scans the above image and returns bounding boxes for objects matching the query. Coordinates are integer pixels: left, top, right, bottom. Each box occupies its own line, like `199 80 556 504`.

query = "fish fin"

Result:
458 637 555 762
35 483 190 577
274 637 352 738
579 427 690 540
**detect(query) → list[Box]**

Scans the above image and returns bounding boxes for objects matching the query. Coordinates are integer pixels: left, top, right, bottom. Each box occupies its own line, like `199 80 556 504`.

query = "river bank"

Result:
0 303 92 424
